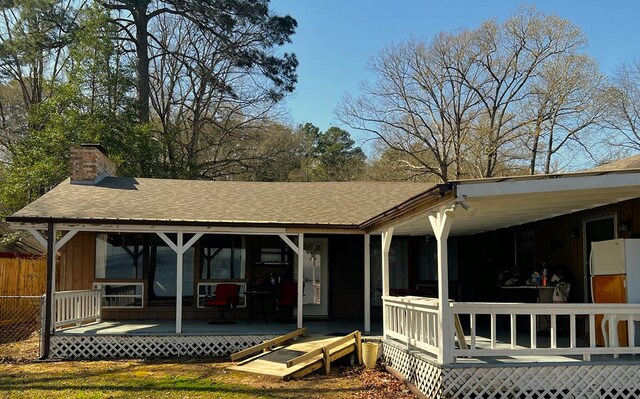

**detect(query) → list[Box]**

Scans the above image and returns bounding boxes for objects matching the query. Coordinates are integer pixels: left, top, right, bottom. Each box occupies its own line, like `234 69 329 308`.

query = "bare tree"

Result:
525 54 605 174
465 7 587 177
148 14 293 178
339 32 480 182
99 0 297 123
340 6 593 181
605 61 640 153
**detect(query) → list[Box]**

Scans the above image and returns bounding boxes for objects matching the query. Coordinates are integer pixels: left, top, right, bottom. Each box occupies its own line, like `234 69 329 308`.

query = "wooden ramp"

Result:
228 329 362 380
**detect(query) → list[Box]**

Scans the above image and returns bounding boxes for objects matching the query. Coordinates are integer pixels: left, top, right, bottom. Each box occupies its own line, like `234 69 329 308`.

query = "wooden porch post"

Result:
429 206 454 364
364 233 371 333
381 227 394 340
297 233 304 329
41 223 56 359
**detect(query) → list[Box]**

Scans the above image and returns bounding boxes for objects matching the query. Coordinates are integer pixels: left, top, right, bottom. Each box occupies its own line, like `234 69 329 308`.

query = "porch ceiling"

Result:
389 171 640 237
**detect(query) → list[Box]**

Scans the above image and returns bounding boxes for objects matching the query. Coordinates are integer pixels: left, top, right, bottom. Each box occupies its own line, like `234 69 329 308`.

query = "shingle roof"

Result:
8 177 433 227
591 154 640 172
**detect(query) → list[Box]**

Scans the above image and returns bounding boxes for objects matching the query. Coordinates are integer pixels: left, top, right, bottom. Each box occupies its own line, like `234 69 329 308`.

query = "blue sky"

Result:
270 1 640 148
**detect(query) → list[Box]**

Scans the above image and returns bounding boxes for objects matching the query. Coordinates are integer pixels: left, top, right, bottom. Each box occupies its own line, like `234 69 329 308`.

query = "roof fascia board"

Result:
7 222 365 235
363 191 456 233
456 173 640 199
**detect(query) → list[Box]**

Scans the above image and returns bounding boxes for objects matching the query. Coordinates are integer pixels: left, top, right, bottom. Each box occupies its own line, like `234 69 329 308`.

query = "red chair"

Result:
275 282 298 322
205 284 240 324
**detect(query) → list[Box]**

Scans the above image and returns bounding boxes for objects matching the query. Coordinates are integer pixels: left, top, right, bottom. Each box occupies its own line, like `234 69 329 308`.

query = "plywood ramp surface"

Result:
229 334 353 379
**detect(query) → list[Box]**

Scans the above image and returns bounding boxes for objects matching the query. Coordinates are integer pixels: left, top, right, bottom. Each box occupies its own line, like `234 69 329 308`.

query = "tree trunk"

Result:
529 123 541 175
134 5 150 123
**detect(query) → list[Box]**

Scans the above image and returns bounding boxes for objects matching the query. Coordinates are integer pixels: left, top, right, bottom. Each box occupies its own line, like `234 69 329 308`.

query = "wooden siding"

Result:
57 232 95 292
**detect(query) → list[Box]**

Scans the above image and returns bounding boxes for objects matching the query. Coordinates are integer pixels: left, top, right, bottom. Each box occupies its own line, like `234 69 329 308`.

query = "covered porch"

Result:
368 171 640 398
13 222 380 360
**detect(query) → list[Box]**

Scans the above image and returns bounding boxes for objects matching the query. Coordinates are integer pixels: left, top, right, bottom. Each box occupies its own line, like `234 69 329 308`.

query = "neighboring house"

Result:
6 144 640 398
0 223 44 258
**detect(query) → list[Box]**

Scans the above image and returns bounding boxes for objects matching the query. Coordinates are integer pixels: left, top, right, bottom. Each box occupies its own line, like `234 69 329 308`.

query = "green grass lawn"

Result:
0 358 415 399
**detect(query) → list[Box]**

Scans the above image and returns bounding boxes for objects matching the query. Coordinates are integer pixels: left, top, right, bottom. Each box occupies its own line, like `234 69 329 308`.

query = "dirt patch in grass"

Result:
0 329 40 363
0 358 417 399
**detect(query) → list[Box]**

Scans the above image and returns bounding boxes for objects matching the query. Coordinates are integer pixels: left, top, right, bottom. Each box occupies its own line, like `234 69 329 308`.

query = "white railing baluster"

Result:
551 314 557 348
629 316 635 348
531 314 537 349
510 313 517 349
570 314 576 349
490 313 496 350
470 313 476 350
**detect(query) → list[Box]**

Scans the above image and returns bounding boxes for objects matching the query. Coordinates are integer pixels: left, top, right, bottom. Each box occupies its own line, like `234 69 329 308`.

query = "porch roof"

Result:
6 177 431 229
370 168 640 236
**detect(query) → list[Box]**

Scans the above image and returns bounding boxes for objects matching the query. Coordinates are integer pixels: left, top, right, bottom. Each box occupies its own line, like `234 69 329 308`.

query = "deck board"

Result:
228 335 355 378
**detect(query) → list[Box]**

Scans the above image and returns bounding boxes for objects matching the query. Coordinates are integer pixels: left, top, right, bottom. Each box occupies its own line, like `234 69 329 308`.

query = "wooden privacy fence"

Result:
0 257 46 322
0 257 46 296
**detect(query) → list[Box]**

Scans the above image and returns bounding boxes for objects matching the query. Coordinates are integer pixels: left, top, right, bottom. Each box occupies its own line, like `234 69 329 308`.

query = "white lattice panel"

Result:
382 340 640 399
50 335 276 359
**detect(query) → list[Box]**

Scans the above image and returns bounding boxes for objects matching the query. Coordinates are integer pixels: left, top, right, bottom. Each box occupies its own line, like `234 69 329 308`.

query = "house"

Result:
7 144 640 398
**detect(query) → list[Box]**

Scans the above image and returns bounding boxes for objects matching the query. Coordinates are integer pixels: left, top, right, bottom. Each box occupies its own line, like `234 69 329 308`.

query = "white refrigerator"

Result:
590 238 640 346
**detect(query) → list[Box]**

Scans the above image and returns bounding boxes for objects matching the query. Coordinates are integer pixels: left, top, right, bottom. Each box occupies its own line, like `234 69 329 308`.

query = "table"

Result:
244 291 275 323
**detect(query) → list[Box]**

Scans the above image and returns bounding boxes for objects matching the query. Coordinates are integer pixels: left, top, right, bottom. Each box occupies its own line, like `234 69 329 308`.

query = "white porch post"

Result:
176 232 184 334
428 206 455 364
297 233 304 329
381 227 394 339
157 232 203 334
364 233 371 333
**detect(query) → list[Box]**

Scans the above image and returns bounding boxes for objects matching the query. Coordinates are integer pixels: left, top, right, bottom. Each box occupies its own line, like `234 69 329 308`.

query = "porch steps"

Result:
228 329 363 380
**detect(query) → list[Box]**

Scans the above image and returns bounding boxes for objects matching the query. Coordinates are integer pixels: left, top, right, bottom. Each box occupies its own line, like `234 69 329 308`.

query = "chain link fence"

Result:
0 296 44 362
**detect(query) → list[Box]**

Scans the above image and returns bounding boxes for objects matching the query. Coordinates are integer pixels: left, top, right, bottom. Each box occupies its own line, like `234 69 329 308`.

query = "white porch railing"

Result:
383 295 440 357
55 289 102 329
383 297 640 362
451 302 640 360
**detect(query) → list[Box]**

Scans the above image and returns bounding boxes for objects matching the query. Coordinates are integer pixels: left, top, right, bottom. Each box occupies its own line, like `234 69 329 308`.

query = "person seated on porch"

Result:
275 281 298 323
205 283 240 324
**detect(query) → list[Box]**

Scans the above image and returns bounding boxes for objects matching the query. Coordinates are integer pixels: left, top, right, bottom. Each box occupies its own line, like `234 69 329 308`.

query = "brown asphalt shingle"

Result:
591 154 640 172
9 178 433 227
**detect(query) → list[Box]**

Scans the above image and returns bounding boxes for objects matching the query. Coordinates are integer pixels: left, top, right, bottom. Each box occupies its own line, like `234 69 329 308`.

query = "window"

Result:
200 236 245 280
95 234 144 279
148 235 195 299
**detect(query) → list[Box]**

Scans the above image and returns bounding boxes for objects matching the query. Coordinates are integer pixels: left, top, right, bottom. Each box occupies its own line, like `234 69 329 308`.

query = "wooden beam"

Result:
181 232 203 255
278 234 299 255
428 206 455 364
27 228 48 248
156 232 178 253
54 230 79 252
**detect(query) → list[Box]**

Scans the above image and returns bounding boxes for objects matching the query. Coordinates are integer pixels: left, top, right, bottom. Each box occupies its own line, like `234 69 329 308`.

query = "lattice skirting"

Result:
381 340 640 399
50 334 276 359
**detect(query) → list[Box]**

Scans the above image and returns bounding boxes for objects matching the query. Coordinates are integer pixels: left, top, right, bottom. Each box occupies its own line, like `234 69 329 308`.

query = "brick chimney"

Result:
70 144 116 184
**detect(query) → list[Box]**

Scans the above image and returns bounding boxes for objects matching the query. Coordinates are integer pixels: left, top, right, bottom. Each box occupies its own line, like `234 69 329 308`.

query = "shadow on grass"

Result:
0 377 365 399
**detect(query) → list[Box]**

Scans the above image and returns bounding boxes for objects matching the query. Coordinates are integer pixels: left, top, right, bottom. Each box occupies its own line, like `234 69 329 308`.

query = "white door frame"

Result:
297 237 329 317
